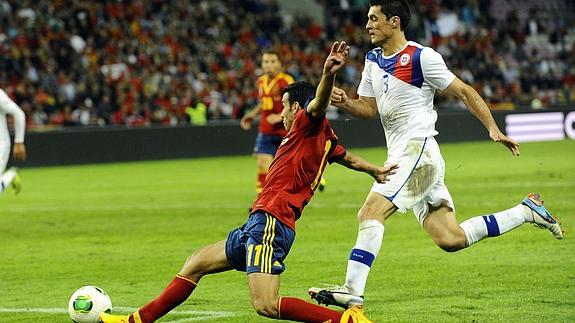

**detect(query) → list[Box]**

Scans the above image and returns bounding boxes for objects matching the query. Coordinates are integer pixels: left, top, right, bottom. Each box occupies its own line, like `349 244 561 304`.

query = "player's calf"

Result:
432 230 467 252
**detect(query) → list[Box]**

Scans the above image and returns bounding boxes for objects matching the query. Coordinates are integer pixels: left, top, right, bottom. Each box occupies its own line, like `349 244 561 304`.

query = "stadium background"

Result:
0 1 574 322
1 0 574 129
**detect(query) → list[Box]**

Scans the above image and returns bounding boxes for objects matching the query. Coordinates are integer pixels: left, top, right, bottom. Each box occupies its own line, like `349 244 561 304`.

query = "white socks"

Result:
459 205 532 246
343 205 532 295
0 168 16 193
344 219 384 296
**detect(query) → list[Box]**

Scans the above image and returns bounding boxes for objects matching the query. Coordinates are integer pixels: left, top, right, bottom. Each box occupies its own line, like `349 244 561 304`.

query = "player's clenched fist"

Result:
330 86 349 107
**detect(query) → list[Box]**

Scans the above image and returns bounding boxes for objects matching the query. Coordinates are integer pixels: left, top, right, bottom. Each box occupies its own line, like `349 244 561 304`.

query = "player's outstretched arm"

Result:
307 41 350 118
442 77 520 156
330 88 378 120
240 103 262 130
336 150 398 183
0 89 26 161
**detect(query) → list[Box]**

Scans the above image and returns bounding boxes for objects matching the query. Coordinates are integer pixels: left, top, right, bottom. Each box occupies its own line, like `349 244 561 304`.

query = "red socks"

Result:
279 297 348 323
130 277 347 323
135 275 197 323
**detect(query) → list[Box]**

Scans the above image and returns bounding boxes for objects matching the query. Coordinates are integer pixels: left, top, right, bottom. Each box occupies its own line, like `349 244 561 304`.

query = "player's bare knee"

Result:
358 204 384 223
180 253 206 280
251 297 278 318
358 201 374 221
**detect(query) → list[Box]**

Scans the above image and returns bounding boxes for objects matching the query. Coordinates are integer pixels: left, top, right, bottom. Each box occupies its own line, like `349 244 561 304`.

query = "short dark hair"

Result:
262 51 280 59
369 0 411 30
282 81 315 107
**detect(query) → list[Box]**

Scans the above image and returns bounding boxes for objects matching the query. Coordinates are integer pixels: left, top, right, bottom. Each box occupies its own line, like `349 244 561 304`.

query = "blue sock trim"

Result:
482 214 500 237
349 248 375 267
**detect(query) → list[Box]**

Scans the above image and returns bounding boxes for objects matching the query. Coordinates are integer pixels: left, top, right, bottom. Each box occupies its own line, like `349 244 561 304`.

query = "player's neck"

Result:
267 71 281 79
381 33 408 56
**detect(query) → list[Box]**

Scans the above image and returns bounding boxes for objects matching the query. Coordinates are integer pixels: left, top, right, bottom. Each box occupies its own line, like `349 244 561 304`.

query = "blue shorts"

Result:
225 211 295 275
254 133 283 156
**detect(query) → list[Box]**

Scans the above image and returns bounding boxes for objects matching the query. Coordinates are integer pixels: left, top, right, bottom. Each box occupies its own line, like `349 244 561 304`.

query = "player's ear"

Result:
293 101 301 112
392 16 400 28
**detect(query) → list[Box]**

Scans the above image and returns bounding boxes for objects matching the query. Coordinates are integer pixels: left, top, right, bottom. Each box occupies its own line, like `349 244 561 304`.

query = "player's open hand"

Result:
372 163 399 183
330 86 349 108
323 41 350 76
490 130 520 156
13 143 26 161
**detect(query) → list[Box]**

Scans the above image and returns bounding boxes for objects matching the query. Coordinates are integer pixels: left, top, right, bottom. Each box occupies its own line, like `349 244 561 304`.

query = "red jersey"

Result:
252 109 347 230
257 72 294 136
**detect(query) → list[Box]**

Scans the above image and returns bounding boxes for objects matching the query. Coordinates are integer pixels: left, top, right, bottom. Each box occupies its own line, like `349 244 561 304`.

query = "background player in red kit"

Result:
100 41 398 323
240 51 295 194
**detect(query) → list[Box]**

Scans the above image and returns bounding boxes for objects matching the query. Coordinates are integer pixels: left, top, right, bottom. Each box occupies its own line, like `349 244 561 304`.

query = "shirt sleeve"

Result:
0 89 26 143
328 144 346 164
420 47 456 90
356 61 376 98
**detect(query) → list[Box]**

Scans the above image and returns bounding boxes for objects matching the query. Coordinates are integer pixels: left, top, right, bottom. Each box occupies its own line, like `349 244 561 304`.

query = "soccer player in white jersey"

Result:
309 0 563 309
0 89 25 195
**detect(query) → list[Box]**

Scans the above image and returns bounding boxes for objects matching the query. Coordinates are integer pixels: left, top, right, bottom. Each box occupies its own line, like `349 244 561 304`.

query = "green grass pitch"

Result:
1 140 574 322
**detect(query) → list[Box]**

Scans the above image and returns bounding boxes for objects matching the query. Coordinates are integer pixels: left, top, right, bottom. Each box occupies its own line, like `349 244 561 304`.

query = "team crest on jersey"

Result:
400 53 410 66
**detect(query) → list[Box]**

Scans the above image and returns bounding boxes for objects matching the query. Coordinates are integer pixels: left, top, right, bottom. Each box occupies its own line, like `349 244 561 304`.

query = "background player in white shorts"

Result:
309 0 564 309
0 89 26 195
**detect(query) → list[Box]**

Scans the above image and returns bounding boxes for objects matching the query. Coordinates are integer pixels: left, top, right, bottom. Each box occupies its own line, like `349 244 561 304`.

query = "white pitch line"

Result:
0 307 238 322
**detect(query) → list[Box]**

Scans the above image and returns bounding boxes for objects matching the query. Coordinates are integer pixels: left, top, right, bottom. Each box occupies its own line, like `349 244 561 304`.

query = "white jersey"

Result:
357 41 455 156
0 89 26 146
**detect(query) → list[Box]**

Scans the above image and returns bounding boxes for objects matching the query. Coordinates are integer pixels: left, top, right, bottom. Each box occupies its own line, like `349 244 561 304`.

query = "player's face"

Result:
280 92 297 131
262 53 282 77
366 6 397 46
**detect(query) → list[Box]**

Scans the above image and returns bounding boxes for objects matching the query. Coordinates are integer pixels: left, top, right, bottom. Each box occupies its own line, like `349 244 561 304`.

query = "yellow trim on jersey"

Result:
260 72 295 95
311 141 332 190
262 74 282 95
282 72 295 85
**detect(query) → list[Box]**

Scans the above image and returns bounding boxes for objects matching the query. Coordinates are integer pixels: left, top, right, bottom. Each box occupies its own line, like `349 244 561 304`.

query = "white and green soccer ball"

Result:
68 286 112 323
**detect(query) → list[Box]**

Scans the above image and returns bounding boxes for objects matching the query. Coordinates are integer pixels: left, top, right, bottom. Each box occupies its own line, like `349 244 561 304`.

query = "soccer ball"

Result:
68 286 112 323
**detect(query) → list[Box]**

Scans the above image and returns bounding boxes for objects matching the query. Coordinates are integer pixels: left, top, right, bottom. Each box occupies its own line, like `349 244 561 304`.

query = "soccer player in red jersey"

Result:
100 42 397 323
241 51 295 194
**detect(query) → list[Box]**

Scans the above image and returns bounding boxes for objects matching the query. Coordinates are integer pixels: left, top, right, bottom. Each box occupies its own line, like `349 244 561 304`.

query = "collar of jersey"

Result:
378 41 414 59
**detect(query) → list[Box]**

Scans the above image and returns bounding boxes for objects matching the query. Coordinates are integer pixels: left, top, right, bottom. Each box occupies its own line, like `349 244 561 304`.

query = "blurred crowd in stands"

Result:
0 0 574 128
